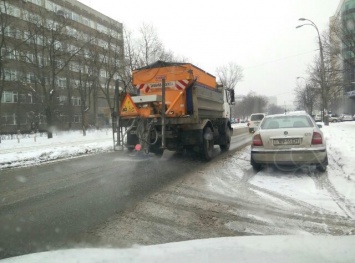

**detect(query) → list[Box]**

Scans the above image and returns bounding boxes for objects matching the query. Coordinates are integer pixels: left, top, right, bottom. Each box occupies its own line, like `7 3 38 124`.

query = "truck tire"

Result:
201 127 214 161
219 126 231 152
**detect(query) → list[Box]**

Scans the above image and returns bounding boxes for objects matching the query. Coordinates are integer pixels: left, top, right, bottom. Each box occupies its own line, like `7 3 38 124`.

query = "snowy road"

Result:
1 123 355 260
91 145 355 247
0 131 251 259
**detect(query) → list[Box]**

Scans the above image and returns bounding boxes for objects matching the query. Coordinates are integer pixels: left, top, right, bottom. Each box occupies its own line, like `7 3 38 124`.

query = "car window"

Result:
261 116 314 129
250 114 265 121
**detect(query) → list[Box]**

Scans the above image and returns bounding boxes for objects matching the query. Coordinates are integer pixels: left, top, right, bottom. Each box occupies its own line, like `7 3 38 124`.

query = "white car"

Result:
247 113 266 133
251 112 328 172
340 114 353 121
329 114 341 123
313 115 322 122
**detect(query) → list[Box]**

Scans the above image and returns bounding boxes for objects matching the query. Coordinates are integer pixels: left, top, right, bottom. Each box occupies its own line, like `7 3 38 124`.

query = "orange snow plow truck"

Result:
113 61 235 160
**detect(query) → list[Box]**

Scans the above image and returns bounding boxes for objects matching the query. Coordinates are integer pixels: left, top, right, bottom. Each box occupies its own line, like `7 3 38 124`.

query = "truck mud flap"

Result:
181 130 203 146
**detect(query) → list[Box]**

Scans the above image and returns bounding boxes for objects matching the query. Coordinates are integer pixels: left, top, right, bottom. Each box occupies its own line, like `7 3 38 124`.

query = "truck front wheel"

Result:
201 127 214 161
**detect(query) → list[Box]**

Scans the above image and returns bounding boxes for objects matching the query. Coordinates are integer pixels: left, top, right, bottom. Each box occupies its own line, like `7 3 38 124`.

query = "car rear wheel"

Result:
316 155 328 172
251 157 262 171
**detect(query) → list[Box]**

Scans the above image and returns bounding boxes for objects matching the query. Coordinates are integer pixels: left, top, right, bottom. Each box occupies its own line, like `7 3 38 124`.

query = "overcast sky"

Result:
78 0 339 106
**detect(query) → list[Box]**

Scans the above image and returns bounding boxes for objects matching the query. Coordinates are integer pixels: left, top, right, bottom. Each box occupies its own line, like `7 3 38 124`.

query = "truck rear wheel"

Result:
201 127 214 161
219 126 231 152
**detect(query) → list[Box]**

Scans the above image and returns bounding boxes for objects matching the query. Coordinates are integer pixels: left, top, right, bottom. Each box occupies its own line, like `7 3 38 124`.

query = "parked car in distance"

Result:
250 112 328 172
248 113 266 133
340 114 353 121
313 115 322 122
329 114 341 123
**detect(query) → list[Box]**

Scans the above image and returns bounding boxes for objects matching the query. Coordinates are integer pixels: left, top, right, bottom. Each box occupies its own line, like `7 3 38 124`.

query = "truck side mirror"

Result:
230 89 235 104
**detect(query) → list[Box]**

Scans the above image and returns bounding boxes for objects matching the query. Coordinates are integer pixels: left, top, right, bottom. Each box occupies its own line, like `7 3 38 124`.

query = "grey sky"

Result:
78 0 339 106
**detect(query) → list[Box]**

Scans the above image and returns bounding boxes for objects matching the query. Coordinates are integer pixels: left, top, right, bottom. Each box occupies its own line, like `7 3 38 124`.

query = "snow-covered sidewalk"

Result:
0 129 113 170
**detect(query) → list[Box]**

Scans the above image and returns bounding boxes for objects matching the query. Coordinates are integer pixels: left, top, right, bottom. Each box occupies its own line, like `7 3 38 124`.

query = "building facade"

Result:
331 0 355 115
0 0 124 134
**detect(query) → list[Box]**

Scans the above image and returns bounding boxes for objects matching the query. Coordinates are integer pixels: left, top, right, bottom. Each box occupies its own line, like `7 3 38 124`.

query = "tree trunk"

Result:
46 106 53 139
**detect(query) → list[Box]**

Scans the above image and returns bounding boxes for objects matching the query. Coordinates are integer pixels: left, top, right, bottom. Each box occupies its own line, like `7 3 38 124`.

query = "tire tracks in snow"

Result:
238 166 327 214
309 171 355 219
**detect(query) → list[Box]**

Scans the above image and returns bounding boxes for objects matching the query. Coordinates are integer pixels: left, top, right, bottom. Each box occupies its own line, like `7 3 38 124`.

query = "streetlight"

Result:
296 18 329 125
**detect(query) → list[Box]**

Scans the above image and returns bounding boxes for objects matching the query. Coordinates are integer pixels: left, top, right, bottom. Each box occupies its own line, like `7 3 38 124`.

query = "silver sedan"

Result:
250 112 328 172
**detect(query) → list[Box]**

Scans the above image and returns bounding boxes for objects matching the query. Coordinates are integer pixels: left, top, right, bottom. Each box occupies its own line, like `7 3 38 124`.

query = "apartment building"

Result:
0 0 124 134
330 0 355 115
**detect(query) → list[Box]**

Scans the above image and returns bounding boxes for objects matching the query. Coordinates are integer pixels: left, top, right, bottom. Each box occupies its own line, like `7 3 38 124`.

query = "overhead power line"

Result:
245 50 318 70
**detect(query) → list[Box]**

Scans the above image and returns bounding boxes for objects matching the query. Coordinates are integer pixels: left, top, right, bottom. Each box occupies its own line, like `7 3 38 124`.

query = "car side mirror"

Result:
317 124 322 128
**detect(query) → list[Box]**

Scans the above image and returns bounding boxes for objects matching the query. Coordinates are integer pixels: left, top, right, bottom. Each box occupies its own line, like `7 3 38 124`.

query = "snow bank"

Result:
0 129 113 170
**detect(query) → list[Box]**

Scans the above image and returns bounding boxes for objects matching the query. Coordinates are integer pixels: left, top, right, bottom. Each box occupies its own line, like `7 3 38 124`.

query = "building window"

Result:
6 5 21 18
1 113 16 125
72 115 81 123
4 69 21 81
72 97 81 106
27 73 36 83
58 96 67 105
1 91 18 103
70 62 80 72
57 77 67 88
26 52 35 63
100 69 106 78
14 29 22 39
4 26 11 37
28 0 42 6
82 17 90 27
18 94 33 104
71 79 80 88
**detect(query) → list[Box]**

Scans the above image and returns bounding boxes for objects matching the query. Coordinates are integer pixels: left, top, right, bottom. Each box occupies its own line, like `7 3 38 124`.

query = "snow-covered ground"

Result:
218 121 355 218
0 129 113 170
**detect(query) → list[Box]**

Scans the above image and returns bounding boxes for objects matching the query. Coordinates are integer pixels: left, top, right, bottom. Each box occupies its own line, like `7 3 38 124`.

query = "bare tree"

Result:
137 23 165 67
233 92 267 118
22 9 88 138
305 30 343 117
267 103 284 114
120 24 188 96
216 62 244 90
294 80 320 115
216 62 244 106
96 22 124 116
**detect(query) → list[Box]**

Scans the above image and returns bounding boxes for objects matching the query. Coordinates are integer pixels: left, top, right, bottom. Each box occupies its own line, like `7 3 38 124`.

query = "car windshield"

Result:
1 0 355 262
260 115 314 129
250 114 265 121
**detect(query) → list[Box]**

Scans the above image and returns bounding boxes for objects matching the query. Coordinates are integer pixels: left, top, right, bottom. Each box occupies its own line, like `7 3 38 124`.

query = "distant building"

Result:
0 0 123 133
